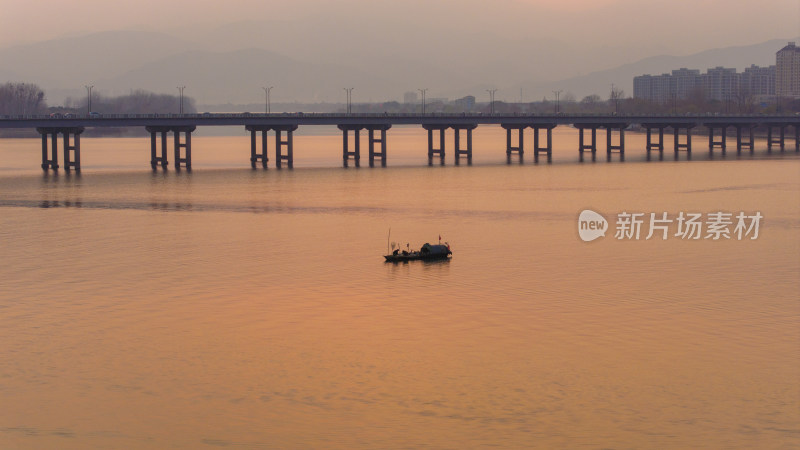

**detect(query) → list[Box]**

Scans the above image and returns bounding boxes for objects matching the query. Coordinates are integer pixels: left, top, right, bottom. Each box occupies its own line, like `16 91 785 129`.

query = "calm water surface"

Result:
1 127 799 448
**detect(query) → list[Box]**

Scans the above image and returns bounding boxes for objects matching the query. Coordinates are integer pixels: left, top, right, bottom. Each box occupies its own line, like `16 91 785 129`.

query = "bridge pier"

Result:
338 124 391 168
531 125 555 163
41 130 58 170
246 125 270 168
502 125 524 156
367 126 391 167
423 125 448 166
706 124 728 155
338 125 362 167
274 125 297 169
172 126 195 170
645 125 667 156
145 126 195 170
603 124 626 161
502 124 524 164
453 125 476 165
577 125 598 161
37 127 85 171
671 125 693 159
792 125 800 152
62 129 83 172
734 125 756 154
767 125 786 152
146 126 170 169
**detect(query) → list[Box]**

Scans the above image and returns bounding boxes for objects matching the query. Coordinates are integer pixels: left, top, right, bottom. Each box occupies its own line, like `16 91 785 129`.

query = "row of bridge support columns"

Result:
245 125 298 169
337 125 391 168
33 123 799 172
642 123 799 160
36 127 85 172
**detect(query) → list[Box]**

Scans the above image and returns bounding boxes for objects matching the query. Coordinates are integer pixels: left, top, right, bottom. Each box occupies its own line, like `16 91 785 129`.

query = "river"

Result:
1 126 798 448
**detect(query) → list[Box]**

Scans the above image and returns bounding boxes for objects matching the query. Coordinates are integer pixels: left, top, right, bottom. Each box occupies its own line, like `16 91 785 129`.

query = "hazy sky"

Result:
2 0 799 54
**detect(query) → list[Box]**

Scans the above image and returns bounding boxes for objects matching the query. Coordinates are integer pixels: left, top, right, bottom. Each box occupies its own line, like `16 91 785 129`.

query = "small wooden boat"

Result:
384 243 452 262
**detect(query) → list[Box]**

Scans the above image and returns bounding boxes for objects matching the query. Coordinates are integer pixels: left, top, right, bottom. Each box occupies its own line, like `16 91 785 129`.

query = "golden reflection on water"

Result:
0 129 798 448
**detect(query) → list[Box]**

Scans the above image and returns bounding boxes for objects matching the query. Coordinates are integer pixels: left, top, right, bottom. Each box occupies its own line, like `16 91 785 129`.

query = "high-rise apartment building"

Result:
741 64 776 98
704 67 739 102
671 68 702 100
633 73 674 103
776 42 800 99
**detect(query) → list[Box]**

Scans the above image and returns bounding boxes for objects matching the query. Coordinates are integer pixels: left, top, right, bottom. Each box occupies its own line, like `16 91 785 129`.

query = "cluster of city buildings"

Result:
634 42 800 104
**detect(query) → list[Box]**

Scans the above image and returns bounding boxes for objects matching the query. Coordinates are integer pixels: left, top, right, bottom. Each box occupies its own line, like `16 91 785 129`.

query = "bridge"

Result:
1 113 798 171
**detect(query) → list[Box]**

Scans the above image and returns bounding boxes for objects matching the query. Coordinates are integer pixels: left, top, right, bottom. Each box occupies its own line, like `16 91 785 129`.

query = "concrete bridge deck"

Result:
2 112 799 129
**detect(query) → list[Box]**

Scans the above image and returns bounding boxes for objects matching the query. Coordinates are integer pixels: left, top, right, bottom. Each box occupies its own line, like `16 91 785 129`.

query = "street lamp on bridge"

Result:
177 86 186 114
343 87 354 114
85 85 94 115
418 88 428 114
262 86 273 113
486 89 497 114
552 89 562 114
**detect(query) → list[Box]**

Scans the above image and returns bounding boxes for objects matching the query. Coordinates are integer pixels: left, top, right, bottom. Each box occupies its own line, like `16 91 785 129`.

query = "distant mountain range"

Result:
0 27 795 106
